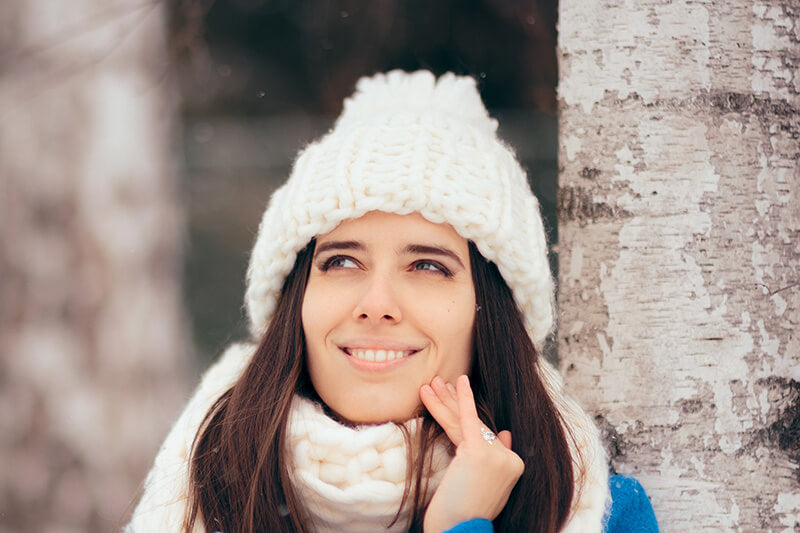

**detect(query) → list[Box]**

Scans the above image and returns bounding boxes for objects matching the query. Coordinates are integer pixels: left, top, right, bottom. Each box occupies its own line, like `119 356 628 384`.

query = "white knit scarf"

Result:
287 396 451 532
286 395 610 533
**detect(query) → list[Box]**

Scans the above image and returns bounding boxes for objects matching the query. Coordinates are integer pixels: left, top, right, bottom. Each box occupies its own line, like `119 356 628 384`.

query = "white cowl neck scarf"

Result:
126 343 609 532
288 396 450 532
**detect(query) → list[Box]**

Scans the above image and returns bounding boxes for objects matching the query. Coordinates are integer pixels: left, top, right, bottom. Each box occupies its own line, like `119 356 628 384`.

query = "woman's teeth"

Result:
348 349 411 362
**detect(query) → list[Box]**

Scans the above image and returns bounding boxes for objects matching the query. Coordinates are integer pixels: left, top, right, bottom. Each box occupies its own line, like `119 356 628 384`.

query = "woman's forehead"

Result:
316 211 467 249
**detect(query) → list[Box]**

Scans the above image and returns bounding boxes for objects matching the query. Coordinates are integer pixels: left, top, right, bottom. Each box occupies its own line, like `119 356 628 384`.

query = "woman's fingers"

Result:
420 381 463 444
454 375 514 450
422 375 515 451
455 375 484 442
431 375 459 414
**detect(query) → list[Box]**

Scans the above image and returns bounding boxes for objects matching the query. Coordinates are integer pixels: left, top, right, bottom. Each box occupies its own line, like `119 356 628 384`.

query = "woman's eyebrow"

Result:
403 244 465 268
314 240 364 257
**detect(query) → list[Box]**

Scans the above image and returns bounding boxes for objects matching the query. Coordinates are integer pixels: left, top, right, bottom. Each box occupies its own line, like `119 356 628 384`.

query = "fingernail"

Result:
433 376 445 388
421 384 434 395
458 375 470 387
446 382 456 395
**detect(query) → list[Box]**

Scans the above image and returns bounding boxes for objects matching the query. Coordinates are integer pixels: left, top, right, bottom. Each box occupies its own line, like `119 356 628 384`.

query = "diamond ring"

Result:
480 427 497 445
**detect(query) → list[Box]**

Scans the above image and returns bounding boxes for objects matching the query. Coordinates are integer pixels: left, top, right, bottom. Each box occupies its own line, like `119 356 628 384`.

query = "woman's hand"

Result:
419 375 524 533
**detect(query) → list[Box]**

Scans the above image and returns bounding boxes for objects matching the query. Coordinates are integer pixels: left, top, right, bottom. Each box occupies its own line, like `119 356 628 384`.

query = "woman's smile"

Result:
340 345 419 362
336 341 425 375
336 337 425 366
301 210 476 424
346 348 414 362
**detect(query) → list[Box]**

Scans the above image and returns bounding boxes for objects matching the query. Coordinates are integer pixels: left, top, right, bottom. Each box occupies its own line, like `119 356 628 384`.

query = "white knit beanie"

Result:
245 69 555 348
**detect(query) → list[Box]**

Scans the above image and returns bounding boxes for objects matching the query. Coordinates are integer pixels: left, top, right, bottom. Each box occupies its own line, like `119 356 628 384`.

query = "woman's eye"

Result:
412 261 452 276
322 256 358 270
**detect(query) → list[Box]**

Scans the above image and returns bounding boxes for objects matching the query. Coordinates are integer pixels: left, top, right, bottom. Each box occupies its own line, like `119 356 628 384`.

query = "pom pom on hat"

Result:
245 70 555 349
336 71 498 134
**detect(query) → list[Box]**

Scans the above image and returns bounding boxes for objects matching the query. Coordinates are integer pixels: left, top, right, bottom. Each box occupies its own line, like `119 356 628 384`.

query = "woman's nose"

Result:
352 274 402 324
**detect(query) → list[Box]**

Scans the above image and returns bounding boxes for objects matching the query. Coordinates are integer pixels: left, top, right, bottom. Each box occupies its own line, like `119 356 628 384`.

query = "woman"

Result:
127 70 658 532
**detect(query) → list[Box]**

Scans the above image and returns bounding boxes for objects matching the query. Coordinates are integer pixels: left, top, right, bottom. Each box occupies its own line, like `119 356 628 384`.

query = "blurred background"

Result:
0 0 558 531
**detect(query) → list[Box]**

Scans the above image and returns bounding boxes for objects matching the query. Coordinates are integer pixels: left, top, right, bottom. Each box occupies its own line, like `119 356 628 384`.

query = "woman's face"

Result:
302 211 476 424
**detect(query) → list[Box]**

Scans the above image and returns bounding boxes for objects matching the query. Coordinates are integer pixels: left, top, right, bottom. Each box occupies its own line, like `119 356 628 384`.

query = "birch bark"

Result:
0 1 190 531
558 1 799 531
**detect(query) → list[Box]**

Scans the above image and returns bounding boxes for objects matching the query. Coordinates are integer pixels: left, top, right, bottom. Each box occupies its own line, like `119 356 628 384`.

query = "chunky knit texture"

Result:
289 396 450 532
245 70 555 349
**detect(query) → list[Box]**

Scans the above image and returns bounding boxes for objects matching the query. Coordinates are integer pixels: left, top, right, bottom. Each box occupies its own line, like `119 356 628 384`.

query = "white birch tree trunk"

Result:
0 1 190 531
558 1 799 531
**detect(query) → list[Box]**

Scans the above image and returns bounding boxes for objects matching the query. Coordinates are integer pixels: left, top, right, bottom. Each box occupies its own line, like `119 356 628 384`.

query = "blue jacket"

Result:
444 475 659 533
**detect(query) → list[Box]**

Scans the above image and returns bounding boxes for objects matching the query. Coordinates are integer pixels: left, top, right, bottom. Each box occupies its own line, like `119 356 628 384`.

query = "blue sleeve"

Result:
443 518 493 533
603 475 659 533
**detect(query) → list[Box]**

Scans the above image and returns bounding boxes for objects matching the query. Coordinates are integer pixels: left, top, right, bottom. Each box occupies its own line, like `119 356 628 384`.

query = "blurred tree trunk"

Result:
557 0 799 531
0 1 190 532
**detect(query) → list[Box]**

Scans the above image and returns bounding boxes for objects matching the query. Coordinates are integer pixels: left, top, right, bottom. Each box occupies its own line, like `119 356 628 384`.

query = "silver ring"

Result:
480 427 497 445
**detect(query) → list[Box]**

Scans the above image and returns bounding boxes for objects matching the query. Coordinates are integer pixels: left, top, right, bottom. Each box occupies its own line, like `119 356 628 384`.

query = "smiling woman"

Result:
126 71 658 533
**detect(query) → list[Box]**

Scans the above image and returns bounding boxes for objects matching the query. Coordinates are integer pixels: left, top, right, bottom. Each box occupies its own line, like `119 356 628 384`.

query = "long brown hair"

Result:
185 239 574 533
